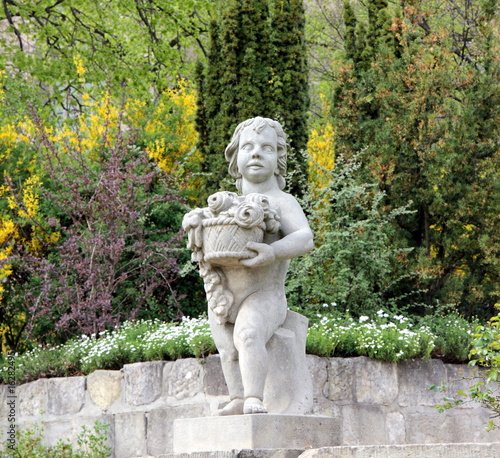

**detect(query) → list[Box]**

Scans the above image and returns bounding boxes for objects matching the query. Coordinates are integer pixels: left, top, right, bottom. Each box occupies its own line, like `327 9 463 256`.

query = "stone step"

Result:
156 443 500 458
173 415 341 453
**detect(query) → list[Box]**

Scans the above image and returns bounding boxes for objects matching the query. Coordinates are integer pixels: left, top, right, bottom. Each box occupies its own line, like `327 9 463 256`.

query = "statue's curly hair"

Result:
224 117 287 191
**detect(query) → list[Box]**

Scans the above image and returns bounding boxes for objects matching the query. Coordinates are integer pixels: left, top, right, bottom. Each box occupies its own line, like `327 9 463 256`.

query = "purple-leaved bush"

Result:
22 110 186 339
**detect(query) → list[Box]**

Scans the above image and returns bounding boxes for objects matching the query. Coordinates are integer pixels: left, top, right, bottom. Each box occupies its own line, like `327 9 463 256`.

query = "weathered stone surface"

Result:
0 385 7 419
306 355 328 400
236 450 304 458
166 358 204 400
147 405 209 456
354 357 398 405
203 355 229 396
398 359 447 407
444 363 490 410
403 406 500 444
385 411 405 444
174 415 341 453
340 404 388 445
39 415 114 449
326 358 355 402
114 412 147 458
310 399 341 418
123 361 166 406
158 450 304 458
48 377 85 415
298 443 500 458
41 419 73 447
18 379 48 417
87 370 123 411
9 356 500 457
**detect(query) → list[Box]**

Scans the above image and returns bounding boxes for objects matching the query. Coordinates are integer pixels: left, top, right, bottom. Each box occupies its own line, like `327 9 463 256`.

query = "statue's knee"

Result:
234 326 262 350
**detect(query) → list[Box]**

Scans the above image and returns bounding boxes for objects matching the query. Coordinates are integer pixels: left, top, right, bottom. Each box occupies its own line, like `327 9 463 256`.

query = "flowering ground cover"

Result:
0 311 478 385
307 309 436 362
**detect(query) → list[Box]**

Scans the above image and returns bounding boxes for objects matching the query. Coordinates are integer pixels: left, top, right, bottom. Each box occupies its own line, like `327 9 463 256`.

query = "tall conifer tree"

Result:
196 0 309 196
270 0 310 193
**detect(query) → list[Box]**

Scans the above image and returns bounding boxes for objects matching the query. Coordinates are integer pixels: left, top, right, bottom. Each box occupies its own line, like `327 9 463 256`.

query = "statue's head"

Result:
225 117 287 191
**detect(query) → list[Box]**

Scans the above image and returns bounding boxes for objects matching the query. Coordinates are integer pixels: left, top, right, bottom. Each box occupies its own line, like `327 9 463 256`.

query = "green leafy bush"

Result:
418 311 479 363
65 317 216 375
1 317 216 384
2 421 110 457
287 153 421 317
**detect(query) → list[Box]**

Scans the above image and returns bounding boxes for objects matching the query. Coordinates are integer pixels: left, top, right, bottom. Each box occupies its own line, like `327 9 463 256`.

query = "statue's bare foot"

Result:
244 397 268 414
217 398 244 416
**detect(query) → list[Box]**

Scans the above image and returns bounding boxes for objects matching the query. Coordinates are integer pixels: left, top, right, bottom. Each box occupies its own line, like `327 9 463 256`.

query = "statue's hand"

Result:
240 242 276 268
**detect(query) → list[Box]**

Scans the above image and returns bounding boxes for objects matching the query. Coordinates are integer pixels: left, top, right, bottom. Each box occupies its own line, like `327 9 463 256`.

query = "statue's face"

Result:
237 125 278 185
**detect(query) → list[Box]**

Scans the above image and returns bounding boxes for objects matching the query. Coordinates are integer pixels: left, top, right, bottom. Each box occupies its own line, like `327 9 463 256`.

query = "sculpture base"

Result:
173 415 341 453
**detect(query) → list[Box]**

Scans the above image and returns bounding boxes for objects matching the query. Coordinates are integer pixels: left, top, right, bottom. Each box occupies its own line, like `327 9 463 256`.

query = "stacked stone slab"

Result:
173 415 340 453
1 356 500 457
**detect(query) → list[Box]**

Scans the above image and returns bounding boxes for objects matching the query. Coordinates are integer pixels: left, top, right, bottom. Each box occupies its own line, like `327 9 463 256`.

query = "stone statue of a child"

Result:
183 117 313 415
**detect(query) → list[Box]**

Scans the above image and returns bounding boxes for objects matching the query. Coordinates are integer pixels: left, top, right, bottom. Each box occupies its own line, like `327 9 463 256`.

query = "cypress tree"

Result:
237 0 273 119
196 0 273 196
196 0 309 196
367 0 389 51
195 20 228 192
343 1 357 62
270 0 310 194
194 61 208 160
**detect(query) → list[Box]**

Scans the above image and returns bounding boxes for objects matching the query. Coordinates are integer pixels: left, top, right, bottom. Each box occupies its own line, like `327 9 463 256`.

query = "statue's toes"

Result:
243 397 268 414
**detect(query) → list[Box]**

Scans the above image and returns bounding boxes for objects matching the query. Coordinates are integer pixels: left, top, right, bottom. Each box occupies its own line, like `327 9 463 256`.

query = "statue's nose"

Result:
251 147 262 158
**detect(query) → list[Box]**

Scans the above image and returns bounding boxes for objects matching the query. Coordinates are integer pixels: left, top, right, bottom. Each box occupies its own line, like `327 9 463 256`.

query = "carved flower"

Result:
207 191 238 214
245 193 270 214
233 201 265 229
265 212 281 234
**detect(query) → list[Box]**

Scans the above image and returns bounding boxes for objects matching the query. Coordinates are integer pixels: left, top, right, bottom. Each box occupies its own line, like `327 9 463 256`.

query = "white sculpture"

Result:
183 117 313 415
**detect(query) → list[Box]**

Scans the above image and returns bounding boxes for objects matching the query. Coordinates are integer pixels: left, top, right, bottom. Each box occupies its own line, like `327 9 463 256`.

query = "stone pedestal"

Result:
264 310 312 414
173 415 341 453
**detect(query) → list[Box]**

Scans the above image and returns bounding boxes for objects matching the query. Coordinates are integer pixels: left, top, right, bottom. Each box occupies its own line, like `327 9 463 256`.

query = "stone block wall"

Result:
2 356 499 457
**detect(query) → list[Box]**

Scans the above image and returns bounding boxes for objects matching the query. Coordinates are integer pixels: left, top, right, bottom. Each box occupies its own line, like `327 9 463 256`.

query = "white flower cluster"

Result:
64 317 214 373
309 310 436 362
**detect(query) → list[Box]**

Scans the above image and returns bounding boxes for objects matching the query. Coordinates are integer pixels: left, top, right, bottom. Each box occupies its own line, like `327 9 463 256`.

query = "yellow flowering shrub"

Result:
308 121 335 187
0 71 61 352
142 80 201 197
0 69 5 99
0 170 62 353
307 94 335 191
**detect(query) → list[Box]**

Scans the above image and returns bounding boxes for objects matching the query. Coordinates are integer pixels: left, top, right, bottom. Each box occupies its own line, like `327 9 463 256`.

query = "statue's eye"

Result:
263 145 275 153
241 143 253 151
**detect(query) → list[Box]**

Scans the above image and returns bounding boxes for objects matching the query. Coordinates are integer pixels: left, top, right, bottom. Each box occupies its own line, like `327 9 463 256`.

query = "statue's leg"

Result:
233 290 287 414
208 309 244 415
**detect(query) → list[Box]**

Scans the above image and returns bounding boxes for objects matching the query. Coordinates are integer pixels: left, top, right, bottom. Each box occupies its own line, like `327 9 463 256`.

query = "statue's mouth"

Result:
248 162 263 168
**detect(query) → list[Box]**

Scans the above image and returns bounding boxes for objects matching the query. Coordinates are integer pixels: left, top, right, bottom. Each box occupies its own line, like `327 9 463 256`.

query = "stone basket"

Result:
202 219 263 266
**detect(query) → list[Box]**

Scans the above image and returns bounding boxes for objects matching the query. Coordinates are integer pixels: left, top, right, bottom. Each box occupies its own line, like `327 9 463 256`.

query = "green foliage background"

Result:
0 0 499 355
331 0 500 317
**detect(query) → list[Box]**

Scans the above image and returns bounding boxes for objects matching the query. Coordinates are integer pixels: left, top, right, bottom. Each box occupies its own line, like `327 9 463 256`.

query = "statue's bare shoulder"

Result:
268 190 311 237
